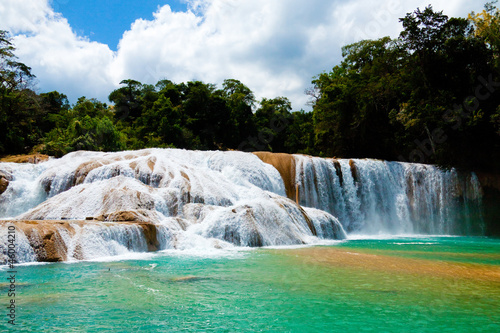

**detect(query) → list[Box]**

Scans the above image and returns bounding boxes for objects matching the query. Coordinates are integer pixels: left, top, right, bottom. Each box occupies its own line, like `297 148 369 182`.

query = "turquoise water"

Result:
1 237 500 332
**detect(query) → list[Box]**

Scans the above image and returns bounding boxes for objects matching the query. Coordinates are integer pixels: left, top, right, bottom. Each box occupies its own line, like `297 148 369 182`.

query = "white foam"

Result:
295 157 484 235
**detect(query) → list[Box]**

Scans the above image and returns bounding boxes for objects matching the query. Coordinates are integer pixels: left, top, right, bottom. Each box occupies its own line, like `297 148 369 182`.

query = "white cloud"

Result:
0 0 485 110
0 0 52 33
0 0 115 101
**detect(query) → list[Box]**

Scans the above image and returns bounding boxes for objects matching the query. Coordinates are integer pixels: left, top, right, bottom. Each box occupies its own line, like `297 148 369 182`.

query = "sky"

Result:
0 0 485 110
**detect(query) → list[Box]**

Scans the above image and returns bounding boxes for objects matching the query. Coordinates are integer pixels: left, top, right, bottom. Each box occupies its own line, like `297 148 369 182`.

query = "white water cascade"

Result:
295 156 484 235
0 149 484 263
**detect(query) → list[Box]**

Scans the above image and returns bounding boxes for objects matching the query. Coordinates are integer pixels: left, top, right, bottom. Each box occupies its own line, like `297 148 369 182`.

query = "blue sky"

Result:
0 0 484 110
54 0 187 50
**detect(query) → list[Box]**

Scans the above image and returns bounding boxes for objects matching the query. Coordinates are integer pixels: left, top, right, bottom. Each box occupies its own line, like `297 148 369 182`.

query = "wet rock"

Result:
332 159 343 187
0 154 50 164
171 276 208 283
96 210 155 222
349 159 359 183
0 174 9 195
253 151 296 200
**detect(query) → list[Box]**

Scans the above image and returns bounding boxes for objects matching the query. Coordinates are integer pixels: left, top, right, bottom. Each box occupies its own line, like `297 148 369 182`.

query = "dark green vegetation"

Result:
1 4 499 172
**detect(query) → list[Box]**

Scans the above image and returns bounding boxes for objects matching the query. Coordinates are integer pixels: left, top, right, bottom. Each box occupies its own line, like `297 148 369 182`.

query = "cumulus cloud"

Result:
0 0 483 109
0 0 115 101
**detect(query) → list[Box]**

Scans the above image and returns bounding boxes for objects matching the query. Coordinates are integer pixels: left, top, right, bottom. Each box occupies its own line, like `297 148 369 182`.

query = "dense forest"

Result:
0 4 499 172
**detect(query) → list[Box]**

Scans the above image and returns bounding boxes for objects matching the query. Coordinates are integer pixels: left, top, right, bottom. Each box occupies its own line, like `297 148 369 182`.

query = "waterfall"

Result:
0 149 486 263
0 162 48 217
0 224 37 264
294 156 484 235
62 223 149 261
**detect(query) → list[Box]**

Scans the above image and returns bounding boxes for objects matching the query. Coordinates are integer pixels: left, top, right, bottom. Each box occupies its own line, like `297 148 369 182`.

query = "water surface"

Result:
2 236 499 332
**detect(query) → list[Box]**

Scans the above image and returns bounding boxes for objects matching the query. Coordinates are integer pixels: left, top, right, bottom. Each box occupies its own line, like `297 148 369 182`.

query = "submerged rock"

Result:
171 276 209 283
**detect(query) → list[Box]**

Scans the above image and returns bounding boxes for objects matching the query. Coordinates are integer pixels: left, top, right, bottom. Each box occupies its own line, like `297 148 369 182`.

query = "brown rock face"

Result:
0 175 9 195
138 222 160 251
349 160 359 183
332 159 343 187
95 210 156 222
0 154 50 164
253 152 296 200
15 221 72 262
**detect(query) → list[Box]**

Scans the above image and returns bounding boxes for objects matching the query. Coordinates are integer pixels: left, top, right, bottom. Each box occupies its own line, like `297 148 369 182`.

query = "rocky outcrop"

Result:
253 151 296 199
22 221 69 262
0 154 50 164
95 210 158 223
348 159 358 183
18 177 160 221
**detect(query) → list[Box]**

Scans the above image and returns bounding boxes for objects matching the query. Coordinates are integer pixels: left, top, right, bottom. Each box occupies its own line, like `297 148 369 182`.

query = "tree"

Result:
0 30 41 154
310 5 500 171
255 97 293 152
221 79 257 145
312 38 404 158
469 1 500 63
43 97 125 156
108 79 144 122
399 6 449 54
138 94 184 148
284 110 315 155
0 30 34 91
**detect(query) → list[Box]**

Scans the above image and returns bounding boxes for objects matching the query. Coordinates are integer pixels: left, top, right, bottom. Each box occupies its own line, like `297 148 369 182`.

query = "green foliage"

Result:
254 97 293 152
469 1 500 64
312 38 404 158
0 31 41 154
108 79 144 122
285 110 315 155
42 97 125 156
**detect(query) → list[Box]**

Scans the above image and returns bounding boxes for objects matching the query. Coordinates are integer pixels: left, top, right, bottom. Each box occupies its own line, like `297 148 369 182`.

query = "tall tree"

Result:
469 1 500 64
108 79 144 122
0 30 40 154
222 79 257 145
255 97 293 152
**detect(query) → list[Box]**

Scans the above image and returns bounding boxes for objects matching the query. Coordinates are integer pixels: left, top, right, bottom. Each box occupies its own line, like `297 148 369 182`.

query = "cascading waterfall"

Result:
0 149 485 263
0 224 37 263
295 156 484 235
0 163 48 217
62 223 149 261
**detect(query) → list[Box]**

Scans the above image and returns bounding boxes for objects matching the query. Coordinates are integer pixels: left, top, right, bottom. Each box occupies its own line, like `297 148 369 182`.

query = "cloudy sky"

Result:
0 0 483 110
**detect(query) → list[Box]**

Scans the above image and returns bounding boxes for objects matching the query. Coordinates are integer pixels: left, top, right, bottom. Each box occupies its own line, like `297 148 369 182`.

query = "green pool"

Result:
2 237 500 332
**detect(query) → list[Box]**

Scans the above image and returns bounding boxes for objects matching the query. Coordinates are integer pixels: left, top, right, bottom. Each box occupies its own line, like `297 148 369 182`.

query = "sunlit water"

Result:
1 236 499 332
